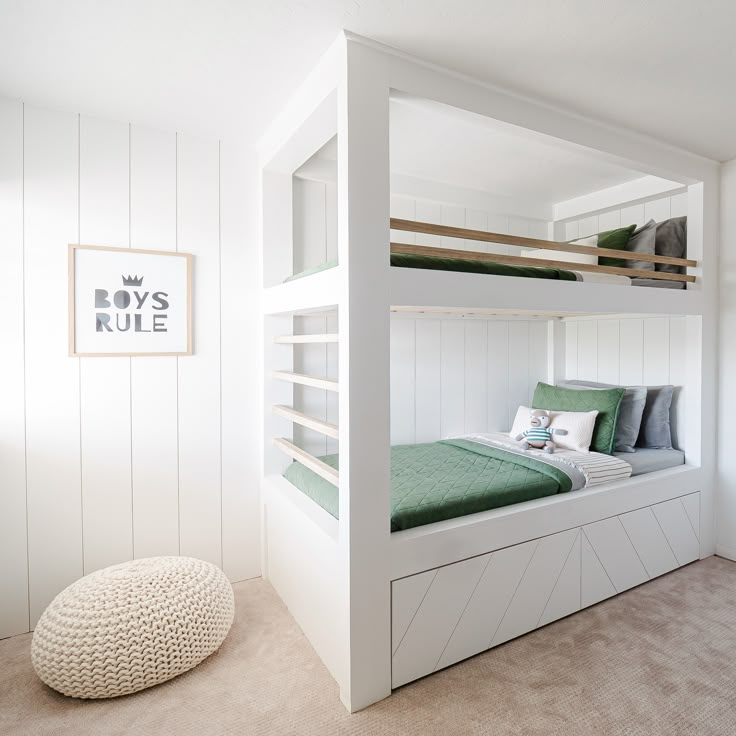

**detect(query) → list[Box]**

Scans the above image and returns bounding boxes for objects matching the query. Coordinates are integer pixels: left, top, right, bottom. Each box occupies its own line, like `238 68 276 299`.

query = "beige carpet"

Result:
2 556 736 736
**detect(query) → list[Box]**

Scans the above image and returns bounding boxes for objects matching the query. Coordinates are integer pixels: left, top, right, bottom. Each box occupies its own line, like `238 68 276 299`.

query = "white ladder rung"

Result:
272 405 339 440
273 371 339 392
274 437 339 487
274 333 339 344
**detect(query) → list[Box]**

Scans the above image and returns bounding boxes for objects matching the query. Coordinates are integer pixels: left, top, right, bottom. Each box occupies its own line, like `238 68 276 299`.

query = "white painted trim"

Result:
553 176 686 221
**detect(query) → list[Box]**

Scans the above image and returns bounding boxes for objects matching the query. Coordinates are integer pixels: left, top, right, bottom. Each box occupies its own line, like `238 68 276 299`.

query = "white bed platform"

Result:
259 33 718 712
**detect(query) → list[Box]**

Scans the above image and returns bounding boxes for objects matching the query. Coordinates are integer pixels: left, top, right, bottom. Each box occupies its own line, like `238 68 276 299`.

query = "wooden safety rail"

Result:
390 218 696 284
273 437 339 486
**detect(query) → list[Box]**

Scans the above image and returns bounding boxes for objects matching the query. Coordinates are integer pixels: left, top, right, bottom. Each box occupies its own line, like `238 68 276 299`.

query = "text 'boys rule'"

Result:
95 274 170 333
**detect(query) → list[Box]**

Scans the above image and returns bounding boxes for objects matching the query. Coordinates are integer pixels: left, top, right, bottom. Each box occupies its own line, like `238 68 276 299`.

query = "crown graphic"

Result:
122 274 144 286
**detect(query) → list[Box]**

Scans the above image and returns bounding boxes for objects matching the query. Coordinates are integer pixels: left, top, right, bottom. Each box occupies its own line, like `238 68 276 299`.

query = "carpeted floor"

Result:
2 556 736 736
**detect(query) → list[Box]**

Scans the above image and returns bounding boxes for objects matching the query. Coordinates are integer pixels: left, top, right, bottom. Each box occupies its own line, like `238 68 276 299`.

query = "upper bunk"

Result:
259 33 717 321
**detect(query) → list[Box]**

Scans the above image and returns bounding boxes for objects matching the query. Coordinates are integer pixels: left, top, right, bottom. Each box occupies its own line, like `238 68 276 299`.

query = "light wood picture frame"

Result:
69 244 193 357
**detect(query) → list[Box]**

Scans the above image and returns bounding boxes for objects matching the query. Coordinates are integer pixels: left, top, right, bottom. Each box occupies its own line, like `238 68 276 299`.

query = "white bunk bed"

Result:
259 32 717 713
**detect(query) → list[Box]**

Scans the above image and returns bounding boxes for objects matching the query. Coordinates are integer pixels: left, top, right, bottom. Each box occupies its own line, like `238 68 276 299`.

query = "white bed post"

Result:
337 36 392 712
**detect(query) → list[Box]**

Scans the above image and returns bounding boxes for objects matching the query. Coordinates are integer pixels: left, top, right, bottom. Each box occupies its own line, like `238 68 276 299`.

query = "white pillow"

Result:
509 405 599 453
521 235 598 266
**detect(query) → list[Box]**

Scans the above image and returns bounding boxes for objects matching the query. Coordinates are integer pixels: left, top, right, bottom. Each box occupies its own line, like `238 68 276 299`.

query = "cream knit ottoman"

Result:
31 556 234 699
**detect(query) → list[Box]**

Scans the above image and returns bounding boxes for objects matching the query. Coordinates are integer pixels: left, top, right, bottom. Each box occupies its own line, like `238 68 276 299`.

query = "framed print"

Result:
69 244 192 357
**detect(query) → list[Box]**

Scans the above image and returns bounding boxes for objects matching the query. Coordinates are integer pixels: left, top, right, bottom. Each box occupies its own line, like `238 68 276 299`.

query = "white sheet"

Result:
457 432 633 490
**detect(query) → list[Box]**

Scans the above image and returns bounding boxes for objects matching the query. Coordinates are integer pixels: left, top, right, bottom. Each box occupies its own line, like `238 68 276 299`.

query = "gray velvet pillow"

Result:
654 216 687 276
637 385 674 449
558 380 647 453
624 219 657 271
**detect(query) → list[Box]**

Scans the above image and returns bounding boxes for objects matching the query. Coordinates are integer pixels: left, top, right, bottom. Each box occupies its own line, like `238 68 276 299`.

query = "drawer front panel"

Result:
392 491 700 688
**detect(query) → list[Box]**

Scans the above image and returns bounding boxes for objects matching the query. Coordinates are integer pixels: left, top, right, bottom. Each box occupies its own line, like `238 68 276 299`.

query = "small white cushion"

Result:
509 405 599 453
521 235 598 266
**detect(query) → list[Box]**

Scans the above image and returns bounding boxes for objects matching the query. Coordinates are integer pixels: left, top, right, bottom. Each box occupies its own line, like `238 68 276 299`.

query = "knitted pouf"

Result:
31 556 235 699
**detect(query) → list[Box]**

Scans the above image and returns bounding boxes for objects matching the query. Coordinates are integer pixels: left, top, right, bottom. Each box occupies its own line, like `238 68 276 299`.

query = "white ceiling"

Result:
2 0 736 161
389 98 644 204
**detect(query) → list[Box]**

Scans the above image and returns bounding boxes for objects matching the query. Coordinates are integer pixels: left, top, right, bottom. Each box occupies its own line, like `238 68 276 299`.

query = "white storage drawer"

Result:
391 492 700 688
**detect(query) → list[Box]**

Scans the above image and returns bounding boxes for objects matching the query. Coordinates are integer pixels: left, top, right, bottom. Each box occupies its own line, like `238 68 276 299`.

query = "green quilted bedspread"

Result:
285 255 578 282
282 439 573 532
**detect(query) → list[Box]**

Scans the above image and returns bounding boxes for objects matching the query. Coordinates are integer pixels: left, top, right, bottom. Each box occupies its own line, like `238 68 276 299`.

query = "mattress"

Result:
283 440 573 531
615 447 686 475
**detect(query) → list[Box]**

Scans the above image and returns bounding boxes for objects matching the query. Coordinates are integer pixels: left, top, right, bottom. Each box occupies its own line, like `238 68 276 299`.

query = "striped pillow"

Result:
509 405 599 453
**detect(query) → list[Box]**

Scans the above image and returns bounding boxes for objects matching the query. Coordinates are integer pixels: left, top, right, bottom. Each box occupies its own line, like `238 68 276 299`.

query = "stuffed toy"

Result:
515 409 568 453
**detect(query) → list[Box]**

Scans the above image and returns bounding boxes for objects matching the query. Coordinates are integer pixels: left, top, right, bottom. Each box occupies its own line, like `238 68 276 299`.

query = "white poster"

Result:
69 245 192 356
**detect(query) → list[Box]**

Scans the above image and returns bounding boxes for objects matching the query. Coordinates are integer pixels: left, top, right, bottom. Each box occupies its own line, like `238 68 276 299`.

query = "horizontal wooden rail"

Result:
390 243 695 284
273 370 340 392
274 333 339 344
274 437 339 487
390 218 697 269
272 404 339 440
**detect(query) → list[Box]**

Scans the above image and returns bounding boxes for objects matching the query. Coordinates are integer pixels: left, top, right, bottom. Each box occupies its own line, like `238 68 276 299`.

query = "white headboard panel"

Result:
555 189 688 242
562 316 688 452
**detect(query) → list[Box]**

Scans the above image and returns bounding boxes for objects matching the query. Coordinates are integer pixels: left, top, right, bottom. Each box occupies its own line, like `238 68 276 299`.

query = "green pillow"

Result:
596 224 637 268
532 382 625 454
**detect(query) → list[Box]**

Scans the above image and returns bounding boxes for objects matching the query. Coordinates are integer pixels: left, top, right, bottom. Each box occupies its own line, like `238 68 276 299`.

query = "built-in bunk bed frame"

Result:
259 32 718 713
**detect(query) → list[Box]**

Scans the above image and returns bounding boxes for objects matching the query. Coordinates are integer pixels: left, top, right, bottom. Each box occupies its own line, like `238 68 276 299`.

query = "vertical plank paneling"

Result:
597 320 620 384
0 99 29 637
487 213 511 256
487 321 510 429
564 321 578 379
577 216 598 238
390 196 414 244
129 125 180 559
390 319 416 444
24 106 83 626
415 320 441 442
670 192 689 218
78 116 132 574
465 209 487 252
669 317 687 451
464 321 488 433
177 135 221 567
645 198 671 224
414 201 441 246
576 321 598 380
598 210 621 231
528 321 548 403
440 320 465 437
221 142 260 580
440 205 465 250
564 221 579 241
619 319 644 385
643 317 670 385
620 203 645 228
508 322 530 416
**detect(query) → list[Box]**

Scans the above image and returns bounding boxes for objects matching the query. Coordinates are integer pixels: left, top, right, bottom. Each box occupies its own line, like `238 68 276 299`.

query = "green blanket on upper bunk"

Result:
285 254 579 282
282 439 573 531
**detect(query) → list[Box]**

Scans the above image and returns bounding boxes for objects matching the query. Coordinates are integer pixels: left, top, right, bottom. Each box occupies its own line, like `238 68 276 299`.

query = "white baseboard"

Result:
715 544 736 562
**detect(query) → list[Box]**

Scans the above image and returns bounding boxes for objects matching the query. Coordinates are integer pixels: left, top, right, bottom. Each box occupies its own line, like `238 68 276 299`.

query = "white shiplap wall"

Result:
390 317 549 445
558 191 689 241
0 99 259 638
563 316 688 452
390 195 550 253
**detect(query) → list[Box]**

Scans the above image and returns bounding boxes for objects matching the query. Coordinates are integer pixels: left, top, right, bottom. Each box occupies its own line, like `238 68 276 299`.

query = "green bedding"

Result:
283 439 573 531
285 254 578 282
